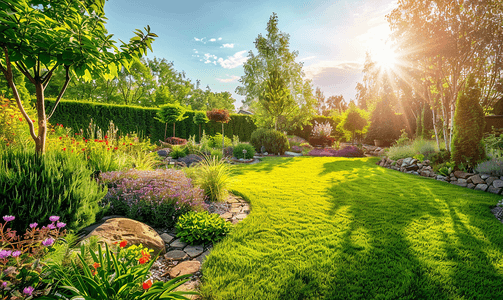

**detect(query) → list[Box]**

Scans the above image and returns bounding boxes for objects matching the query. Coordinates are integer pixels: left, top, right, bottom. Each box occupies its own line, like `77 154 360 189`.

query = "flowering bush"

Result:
48 240 197 300
0 215 67 299
312 121 332 138
99 169 206 228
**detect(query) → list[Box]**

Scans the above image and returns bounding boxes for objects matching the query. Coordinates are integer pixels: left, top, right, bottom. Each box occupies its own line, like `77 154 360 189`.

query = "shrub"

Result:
451 75 486 168
312 121 332 138
233 143 256 159
190 155 231 202
208 133 232 149
430 149 451 165
99 169 205 228
386 145 416 160
155 103 188 140
250 128 290 155
165 137 187 145
475 158 503 176
0 149 106 233
170 145 188 159
366 98 402 143
338 104 369 144
484 132 503 159
393 129 410 147
175 211 232 245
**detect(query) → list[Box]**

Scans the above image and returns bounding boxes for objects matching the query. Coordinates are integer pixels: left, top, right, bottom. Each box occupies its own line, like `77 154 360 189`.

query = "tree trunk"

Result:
222 122 225 156
432 108 441 150
164 122 167 141
173 123 176 137
34 82 47 153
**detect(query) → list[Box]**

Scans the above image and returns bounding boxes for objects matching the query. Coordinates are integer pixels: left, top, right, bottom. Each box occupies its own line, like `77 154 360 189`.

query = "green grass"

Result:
200 157 503 300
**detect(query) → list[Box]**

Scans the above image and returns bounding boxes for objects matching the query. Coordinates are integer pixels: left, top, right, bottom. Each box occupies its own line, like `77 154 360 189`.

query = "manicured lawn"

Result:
200 157 503 300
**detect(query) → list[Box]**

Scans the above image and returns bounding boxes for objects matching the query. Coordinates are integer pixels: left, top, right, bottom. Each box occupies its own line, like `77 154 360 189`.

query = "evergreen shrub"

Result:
0 149 106 233
175 211 231 245
250 128 290 155
366 98 403 144
233 143 256 159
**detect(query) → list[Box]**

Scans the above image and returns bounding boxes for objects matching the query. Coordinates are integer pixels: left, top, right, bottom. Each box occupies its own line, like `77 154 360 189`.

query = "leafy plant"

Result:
190 155 232 202
176 211 232 245
338 103 369 145
208 133 232 149
250 128 290 155
483 132 503 159
393 129 410 147
0 148 106 233
413 154 425 162
170 145 188 159
156 104 188 140
366 97 402 144
474 158 503 176
233 143 256 159
207 109 231 154
193 111 209 141
47 242 197 299
435 161 455 177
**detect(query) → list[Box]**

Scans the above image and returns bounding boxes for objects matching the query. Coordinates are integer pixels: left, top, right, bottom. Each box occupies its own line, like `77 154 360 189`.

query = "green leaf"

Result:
39 52 51 65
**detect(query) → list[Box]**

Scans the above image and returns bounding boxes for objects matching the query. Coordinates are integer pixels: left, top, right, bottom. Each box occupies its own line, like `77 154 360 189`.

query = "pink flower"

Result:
47 223 56 230
0 250 12 259
1 282 7 289
23 286 34 296
56 222 66 228
29 223 38 229
11 251 21 257
42 238 54 246
49 216 60 222
2 215 14 222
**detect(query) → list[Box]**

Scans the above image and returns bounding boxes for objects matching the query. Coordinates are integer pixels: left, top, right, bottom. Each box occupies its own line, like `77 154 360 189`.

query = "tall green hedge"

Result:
45 99 257 143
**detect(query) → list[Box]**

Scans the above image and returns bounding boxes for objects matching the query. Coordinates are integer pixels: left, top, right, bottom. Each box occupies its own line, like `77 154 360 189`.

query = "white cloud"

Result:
218 37 222 41
300 56 316 61
194 50 198 54
209 38 216 42
217 50 248 69
304 60 363 88
213 61 217 65
204 60 212 64
221 43 234 48
216 75 240 83
204 53 218 60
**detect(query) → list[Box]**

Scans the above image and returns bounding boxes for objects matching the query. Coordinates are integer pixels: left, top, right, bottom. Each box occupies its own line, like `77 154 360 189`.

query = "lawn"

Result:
200 157 503 300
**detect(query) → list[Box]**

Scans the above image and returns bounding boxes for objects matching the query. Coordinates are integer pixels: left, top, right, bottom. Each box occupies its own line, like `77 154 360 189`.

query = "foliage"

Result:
165 136 188 145
250 128 290 155
474 158 503 177
236 13 316 131
0 215 67 298
386 139 441 161
99 169 205 228
45 99 257 143
413 154 424 162
175 211 232 245
206 109 231 124
224 146 234 158
188 155 232 202
451 75 486 169
435 161 456 177
430 149 451 166
0 0 156 153
0 96 37 148
0 148 106 233
193 111 209 140
170 145 188 159
338 104 369 144
366 97 402 143
289 115 344 141
47 242 197 299
155 103 188 139
393 129 410 147
483 132 503 159
208 133 233 149
233 143 256 159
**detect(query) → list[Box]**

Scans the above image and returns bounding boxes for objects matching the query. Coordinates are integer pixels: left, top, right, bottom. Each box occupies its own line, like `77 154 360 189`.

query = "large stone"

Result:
170 239 188 249
219 212 233 219
467 183 476 189
451 180 467 187
420 170 430 177
184 245 204 258
492 180 503 189
403 157 414 165
84 218 165 255
168 261 201 278
475 184 488 192
164 250 188 261
468 174 484 185
480 174 491 180
436 175 447 181
157 148 171 157
160 233 175 244
405 164 419 171
195 250 211 263
487 186 502 195
453 171 473 179
486 177 499 186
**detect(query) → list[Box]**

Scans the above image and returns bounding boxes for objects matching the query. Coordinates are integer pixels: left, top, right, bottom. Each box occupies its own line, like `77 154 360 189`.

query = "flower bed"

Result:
308 146 365 157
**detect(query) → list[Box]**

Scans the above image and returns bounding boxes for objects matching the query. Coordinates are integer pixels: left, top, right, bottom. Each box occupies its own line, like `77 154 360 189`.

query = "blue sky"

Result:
104 0 396 110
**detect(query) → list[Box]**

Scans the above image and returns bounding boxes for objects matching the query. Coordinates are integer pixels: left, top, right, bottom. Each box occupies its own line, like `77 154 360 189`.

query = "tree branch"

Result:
47 65 71 120
14 61 35 84
42 64 59 89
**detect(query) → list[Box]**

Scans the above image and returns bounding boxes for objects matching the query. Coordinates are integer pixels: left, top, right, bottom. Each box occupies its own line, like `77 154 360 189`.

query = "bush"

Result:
475 158 503 176
223 146 234 158
366 98 402 143
208 133 232 149
0 149 106 233
451 75 486 168
233 143 256 159
175 211 232 245
430 149 451 165
99 169 205 228
165 137 187 145
250 128 290 155
312 121 332 138
170 145 188 159
189 155 231 202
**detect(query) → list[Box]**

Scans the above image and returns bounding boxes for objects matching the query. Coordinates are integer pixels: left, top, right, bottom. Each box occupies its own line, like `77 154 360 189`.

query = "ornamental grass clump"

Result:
99 169 205 228
188 155 232 202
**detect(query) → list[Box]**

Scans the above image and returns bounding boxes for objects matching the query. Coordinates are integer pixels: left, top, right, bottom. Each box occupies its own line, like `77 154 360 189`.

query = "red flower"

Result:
6 143 9 147
129 143 132 146
82 148 85 151
19 117 22 121
60 124 63 127
123 143 126 145
59 137 62 140
93 262 100 269
138 256 149 264
105 135 108 139
63 148 66 151
119 240 127 248
31 119 35 122
107 148 110 151
142 280 152 290
94 139 98 142
114 147 118 150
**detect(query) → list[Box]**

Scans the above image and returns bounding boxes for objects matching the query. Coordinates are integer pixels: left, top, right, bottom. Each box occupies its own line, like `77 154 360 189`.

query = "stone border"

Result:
377 156 503 195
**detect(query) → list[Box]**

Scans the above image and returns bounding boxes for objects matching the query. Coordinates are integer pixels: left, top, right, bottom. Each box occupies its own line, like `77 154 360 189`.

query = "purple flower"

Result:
49 216 60 222
23 286 34 296
29 222 38 229
42 238 54 246
0 250 12 259
56 222 66 228
11 250 21 257
47 223 56 230
1 282 7 289
2 215 14 222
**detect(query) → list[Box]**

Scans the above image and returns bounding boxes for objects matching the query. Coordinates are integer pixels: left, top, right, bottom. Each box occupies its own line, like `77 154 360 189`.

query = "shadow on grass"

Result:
231 156 300 176
320 165 503 299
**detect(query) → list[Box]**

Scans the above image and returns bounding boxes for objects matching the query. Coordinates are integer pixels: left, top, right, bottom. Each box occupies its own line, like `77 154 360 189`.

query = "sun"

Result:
372 42 397 70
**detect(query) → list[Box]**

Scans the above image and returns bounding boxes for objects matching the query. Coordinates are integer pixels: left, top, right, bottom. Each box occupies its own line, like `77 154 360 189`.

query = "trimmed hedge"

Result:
45 99 257 143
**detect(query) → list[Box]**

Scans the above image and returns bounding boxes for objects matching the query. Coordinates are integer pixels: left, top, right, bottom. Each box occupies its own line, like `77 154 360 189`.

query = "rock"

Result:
229 207 241 213
405 164 419 171
170 239 188 249
420 170 430 177
219 212 233 219
486 177 499 186
177 154 203 167
458 178 468 185
184 245 204 258
468 174 484 185
168 261 201 278
436 175 447 181
396 159 404 166
475 184 488 192
467 183 476 189
492 180 503 189
84 218 165 255
160 233 175 244
157 148 171 157
417 163 423 169
451 180 467 187
242 205 250 213
453 171 473 179
195 250 210 264
487 186 502 195
480 174 491 180
403 157 414 165
235 213 248 220
423 160 431 165
164 250 188 261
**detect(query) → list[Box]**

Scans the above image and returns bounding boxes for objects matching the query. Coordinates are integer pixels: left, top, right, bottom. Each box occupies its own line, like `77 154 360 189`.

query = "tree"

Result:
193 111 209 141
339 103 369 145
206 109 230 153
0 0 156 153
236 13 316 130
366 96 402 144
156 104 187 140
451 75 486 168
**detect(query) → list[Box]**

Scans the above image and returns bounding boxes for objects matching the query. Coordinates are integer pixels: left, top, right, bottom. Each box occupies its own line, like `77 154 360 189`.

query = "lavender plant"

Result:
99 169 206 229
